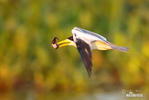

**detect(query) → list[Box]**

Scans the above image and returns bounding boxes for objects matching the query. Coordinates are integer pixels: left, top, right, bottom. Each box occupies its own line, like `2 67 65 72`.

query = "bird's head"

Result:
52 36 76 49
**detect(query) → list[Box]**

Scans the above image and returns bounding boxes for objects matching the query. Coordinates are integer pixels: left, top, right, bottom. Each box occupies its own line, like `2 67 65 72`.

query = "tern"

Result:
52 27 128 76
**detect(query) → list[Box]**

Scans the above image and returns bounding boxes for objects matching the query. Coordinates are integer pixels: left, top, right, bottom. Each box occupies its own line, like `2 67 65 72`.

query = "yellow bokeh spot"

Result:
142 41 149 57
128 57 140 73
113 32 126 45
0 66 9 79
80 11 92 27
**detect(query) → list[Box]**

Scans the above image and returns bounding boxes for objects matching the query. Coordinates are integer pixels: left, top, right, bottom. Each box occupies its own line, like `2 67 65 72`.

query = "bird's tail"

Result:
109 43 128 53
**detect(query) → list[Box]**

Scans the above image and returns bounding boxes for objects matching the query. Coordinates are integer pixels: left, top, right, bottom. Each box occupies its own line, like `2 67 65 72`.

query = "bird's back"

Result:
72 27 107 43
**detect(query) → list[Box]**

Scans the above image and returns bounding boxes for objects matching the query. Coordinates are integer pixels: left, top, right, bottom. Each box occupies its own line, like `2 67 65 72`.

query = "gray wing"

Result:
73 27 107 41
76 38 92 77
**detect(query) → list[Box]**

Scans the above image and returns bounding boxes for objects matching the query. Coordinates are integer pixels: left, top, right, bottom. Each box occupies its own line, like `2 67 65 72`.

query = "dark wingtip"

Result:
87 69 92 77
51 37 59 49
87 63 92 77
76 39 93 77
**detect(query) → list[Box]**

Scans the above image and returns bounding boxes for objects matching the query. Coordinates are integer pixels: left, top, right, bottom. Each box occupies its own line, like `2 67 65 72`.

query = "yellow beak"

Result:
52 37 75 49
56 39 71 48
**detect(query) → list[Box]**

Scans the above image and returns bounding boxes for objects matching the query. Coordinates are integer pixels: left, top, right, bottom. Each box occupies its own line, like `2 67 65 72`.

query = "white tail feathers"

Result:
109 43 128 53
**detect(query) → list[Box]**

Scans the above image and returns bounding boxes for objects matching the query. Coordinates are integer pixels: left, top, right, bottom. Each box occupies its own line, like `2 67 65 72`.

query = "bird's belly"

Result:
91 40 112 50
74 33 110 50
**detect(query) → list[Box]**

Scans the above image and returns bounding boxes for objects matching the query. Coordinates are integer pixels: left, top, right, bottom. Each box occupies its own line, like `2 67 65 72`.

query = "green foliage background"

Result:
0 0 149 99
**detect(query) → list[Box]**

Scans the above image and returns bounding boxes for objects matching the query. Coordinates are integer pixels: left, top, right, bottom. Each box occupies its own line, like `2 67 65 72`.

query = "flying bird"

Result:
52 27 128 76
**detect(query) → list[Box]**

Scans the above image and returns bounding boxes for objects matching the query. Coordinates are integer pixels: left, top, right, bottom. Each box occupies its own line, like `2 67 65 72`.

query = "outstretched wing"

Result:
76 39 92 77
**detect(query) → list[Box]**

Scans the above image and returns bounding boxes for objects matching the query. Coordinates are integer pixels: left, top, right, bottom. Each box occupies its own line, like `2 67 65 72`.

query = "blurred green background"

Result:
0 0 149 99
